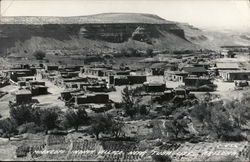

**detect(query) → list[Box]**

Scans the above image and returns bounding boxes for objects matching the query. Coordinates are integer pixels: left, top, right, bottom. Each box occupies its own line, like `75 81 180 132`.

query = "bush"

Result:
16 145 30 157
33 50 46 60
0 118 18 139
146 48 154 57
40 107 62 133
9 104 39 125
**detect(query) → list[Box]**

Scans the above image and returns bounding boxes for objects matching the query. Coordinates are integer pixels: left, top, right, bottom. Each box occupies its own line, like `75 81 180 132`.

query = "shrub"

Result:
16 145 30 157
40 107 62 133
0 118 18 139
33 50 46 60
146 48 154 57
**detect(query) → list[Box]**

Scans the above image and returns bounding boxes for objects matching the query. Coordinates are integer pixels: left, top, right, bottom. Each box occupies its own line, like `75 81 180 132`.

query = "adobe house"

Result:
127 75 147 84
103 69 131 76
59 77 88 85
220 71 250 82
184 76 213 87
13 89 32 104
27 81 46 86
18 76 35 82
86 85 107 92
60 71 79 78
3 69 35 82
216 63 239 71
165 71 188 82
17 81 26 87
84 67 105 77
30 85 48 96
227 51 236 58
146 63 177 76
183 67 208 77
44 64 59 71
162 90 174 100
75 93 109 105
109 75 130 86
192 63 210 70
109 75 146 86
215 63 240 76
61 89 81 101
60 65 83 72
174 88 188 97
144 82 166 93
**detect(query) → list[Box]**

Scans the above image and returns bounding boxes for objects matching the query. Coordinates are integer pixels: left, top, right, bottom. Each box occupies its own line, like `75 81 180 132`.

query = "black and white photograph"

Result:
0 0 250 161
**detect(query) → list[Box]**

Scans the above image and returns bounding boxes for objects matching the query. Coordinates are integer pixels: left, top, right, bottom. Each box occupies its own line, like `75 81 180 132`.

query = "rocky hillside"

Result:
178 23 250 50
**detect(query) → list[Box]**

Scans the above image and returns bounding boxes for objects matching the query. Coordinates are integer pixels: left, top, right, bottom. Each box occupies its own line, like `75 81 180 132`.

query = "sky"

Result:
1 0 250 31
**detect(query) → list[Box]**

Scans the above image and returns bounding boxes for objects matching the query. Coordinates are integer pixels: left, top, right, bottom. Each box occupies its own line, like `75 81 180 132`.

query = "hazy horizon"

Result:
1 0 250 32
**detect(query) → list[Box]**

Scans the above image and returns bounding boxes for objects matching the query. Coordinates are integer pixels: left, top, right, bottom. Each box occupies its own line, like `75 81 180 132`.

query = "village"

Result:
0 45 249 161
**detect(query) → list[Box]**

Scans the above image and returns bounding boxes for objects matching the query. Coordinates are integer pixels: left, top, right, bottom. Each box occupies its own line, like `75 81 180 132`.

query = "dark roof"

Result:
183 67 207 73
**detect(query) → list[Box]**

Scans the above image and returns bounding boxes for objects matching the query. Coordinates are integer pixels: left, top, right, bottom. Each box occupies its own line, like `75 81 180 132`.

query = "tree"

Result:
33 50 46 60
121 86 142 118
0 118 18 140
64 107 88 131
40 107 61 133
146 48 153 57
90 114 112 140
165 118 188 139
110 117 124 138
225 99 250 129
9 104 40 126
165 109 190 139
191 101 245 141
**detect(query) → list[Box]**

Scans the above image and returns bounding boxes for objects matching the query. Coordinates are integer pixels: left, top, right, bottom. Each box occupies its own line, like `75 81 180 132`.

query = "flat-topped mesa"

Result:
0 13 185 43
0 13 174 24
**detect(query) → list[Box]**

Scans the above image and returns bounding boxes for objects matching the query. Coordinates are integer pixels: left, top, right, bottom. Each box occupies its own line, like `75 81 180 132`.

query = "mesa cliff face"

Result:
4 13 249 56
79 23 185 43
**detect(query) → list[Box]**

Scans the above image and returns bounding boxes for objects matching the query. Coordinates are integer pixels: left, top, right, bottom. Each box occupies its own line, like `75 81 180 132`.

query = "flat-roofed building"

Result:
13 89 32 104
183 67 208 76
165 71 188 82
220 71 250 82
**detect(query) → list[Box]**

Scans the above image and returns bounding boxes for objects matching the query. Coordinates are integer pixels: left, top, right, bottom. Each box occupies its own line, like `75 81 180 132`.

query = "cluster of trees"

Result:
0 103 125 140
190 92 250 141
162 92 250 141
0 104 87 139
